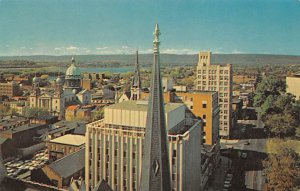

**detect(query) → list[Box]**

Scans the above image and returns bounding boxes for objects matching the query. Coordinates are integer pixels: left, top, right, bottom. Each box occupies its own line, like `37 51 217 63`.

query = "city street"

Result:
221 113 268 191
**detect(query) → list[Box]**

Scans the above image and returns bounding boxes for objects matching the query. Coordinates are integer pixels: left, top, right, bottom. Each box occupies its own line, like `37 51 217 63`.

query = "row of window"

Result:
197 69 230 74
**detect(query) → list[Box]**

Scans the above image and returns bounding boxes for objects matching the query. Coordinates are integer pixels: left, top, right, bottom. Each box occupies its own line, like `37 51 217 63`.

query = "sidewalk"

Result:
206 156 232 191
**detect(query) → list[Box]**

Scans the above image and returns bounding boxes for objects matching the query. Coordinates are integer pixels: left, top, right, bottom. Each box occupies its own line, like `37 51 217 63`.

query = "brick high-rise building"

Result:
196 51 232 138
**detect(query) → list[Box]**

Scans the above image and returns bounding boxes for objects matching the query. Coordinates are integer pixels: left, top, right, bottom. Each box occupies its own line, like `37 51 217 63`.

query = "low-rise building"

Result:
0 137 16 160
232 98 243 120
0 116 29 131
0 123 47 148
47 120 85 140
40 148 85 189
65 105 93 121
48 134 85 161
286 72 300 99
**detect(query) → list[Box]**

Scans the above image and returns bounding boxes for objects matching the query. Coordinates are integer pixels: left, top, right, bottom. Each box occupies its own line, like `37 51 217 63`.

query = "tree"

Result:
253 76 285 107
92 107 104 121
0 105 10 117
263 146 300 191
23 107 50 118
264 113 297 137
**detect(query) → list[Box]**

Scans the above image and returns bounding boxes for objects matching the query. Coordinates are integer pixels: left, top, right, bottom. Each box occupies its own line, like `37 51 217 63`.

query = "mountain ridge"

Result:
0 54 300 67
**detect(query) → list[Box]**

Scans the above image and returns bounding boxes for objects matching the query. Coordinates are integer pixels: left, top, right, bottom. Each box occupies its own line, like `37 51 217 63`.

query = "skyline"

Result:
0 0 300 56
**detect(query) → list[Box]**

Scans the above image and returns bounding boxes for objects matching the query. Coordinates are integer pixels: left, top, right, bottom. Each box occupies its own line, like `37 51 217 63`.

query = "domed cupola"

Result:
56 76 63 85
64 57 82 92
33 76 40 84
65 57 81 78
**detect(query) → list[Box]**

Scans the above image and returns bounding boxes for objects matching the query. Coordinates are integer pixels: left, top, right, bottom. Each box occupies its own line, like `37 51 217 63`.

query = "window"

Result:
203 115 206 119
202 103 207 108
172 150 177 157
190 106 193 110
172 173 176 180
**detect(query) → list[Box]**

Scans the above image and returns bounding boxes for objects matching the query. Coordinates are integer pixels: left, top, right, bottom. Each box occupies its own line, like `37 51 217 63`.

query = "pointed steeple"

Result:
139 24 171 191
131 50 142 100
132 50 141 87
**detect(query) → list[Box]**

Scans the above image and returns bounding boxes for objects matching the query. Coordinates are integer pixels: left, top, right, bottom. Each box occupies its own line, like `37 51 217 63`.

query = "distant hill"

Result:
0 54 300 67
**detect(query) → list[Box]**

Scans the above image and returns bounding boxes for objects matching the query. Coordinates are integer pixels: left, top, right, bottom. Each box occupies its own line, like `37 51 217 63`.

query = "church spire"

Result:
130 50 142 100
139 24 171 191
133 50 141 87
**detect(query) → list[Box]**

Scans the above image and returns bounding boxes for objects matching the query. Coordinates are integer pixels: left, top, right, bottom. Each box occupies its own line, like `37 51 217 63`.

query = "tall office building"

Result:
196 51 232 138
85 101 202 191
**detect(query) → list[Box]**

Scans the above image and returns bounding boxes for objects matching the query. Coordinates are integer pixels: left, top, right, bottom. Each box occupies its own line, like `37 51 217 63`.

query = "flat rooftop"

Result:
176 90 217 95
49 134 85 146
106 100 183 112
0 123 44 134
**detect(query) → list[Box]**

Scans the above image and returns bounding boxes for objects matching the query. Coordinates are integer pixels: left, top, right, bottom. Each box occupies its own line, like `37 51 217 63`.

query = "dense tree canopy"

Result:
254 76 300 137
23 107 50 118
264 140 300 191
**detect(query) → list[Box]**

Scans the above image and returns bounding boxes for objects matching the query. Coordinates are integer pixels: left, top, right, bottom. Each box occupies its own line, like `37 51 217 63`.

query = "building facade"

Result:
175 91 219 145
196 51 233 138
29 75 65 119
85 101 202 191
48 134 85 161
0 81 20 97
286 73 300 99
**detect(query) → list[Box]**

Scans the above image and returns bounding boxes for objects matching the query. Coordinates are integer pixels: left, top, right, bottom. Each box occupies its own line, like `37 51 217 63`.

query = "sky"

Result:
0 0 300 56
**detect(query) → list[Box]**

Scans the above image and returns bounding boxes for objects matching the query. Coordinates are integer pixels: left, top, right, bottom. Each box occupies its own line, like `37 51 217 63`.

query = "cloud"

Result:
66 46 79 51
139 49 152 54
96 47 108 50
122 46 129 49
232 49 245 54
161 48 197 54
54 47 62 51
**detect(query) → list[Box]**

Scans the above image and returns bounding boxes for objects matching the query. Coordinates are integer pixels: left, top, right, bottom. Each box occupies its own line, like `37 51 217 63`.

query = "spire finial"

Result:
153 24 161 53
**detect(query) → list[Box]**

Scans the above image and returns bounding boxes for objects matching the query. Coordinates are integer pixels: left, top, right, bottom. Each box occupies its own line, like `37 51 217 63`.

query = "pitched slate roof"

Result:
48 148 85 179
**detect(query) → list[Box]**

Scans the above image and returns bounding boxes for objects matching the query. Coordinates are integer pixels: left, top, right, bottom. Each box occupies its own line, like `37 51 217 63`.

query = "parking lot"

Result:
4 148 49 179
